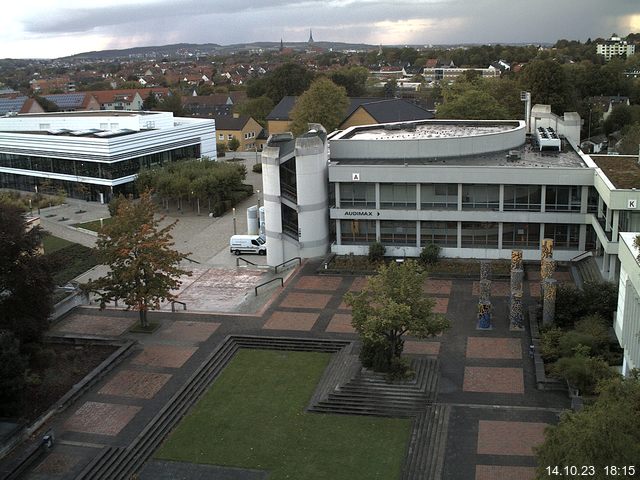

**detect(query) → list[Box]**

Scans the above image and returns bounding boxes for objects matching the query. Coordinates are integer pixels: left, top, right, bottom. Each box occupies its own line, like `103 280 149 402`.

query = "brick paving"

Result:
98 370 172 399
325 313 355 334
263 311 319 331
32 452 80 475
472 281 511 297
154 321 220 343
53 314 134 336
338 300 352 310
476 420 547 456
64 401 141 436
131 344 198 369
278 292 332 309
463 366 525 394
294 275 343 291
529 283 541 297
423 279 452 295
433 296 449 314
475 465 536 480
348 277 368 291
404 340 441 356
466 337 522 359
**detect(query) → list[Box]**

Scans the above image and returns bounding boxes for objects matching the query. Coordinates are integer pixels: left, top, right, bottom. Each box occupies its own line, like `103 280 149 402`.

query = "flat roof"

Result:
591 155 640 189
331 140 587 169
14 110 159 118
345 122 518 141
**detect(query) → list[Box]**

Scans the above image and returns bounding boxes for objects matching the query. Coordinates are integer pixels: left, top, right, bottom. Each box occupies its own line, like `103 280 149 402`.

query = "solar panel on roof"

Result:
0 96 28 115
44 93 85 109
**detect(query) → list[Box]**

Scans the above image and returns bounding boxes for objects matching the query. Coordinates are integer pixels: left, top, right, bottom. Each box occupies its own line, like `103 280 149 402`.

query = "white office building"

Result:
615 233 640 376
596 35 636 61
0 110 216 201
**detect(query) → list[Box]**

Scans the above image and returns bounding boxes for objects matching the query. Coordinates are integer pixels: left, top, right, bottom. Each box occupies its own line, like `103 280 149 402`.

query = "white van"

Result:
229 235 267 256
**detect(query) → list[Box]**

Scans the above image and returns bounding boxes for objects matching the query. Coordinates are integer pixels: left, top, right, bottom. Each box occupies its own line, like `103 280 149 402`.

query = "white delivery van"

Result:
229 234 267 256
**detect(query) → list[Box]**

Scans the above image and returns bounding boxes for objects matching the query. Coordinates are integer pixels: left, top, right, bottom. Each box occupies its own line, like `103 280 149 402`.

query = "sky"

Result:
3 0 640 59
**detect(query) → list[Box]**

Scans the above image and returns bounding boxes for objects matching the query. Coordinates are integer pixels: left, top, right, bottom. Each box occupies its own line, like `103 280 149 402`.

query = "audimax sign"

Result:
344 211 381 216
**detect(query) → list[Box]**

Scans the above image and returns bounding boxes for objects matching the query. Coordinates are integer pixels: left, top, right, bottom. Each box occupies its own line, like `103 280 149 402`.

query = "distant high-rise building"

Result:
597 34 635 61
280 38 284 52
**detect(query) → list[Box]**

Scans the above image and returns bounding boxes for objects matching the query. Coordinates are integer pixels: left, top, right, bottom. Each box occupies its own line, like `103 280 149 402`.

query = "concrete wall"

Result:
530 105 581 147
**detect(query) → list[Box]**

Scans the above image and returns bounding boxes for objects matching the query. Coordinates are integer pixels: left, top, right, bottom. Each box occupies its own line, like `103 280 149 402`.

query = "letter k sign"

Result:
629 199 637 209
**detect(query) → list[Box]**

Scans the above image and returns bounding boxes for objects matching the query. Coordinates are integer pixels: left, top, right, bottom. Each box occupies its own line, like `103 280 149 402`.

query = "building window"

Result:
227 134 233 140
462 184 499 210
219 134 224 140
503 185 541 211
545 186 581 211
380 183 416 209
279 158 297 202
502 223 540 248
340 220 376 244
282 204 298 239
420 221 457 247
545 223 580 249
339 183 375 208
461 222 499 248
587 186 598 213
421 184 458 209
380 220 416 246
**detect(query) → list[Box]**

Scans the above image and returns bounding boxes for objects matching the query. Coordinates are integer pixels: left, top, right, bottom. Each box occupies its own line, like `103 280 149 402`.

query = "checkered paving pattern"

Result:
64 401 141 436
475 465 536 480
433 297 449 314
279 292 332 309
263 311 319 331
476 420 547 456
53 314 134 336
466 337 522 359
295 276 343 291
423 279 452 295
33 453 81 475
155 321 220 343
404 340 441 356
99 370 172 399
325 313 356 334
131 344 197 369
348 277 368 292
463 367 524 394
472 281 511 297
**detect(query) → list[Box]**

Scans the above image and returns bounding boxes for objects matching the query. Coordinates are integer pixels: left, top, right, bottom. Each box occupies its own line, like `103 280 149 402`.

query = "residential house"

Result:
214 114 263 151
42 93 100 111
590 96 631 121
0 96 45 115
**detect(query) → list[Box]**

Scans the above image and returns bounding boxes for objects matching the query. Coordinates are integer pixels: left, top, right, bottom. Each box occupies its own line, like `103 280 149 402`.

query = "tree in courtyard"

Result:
635 234 640 261
437 88 508 120
535 372 640 477
86 192 191 327
0 330 27 417
142 91 159 110
0 202 53 344
227 137 240 151
344 260 450 374
290 78 349 135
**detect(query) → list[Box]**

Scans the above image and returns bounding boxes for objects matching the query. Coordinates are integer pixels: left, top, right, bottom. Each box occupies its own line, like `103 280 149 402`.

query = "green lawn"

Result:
73 217 113 232
42 234 99 285
156 349 411 480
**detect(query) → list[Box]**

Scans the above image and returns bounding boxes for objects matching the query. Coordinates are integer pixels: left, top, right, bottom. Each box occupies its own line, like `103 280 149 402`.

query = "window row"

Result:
337 183 594 212
0 145 200 180
339 220 581 250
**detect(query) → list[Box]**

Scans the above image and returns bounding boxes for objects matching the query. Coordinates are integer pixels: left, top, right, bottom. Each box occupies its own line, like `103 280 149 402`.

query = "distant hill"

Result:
61 41 378 60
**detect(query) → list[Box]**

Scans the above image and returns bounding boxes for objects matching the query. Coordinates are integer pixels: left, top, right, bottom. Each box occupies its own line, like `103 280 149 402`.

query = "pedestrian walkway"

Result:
23 259 570 480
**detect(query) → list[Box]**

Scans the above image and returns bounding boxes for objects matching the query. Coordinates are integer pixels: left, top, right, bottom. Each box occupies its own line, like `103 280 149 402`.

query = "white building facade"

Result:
596 36 636 60
0 111 215 201
615 233 640 376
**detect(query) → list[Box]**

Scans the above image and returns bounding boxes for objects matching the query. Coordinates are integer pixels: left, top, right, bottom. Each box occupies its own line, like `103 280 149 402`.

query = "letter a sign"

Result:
629 199 637 209
352 173 360 181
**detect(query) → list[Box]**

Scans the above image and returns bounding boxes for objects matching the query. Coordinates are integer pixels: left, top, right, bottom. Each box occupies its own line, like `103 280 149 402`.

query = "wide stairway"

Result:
575 255 602 285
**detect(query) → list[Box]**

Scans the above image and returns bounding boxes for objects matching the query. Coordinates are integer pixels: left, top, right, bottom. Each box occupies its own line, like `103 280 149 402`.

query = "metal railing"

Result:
254 277 284 296
236 257 259 267
171 300 187 312
274 257 302 273
569 251 593 263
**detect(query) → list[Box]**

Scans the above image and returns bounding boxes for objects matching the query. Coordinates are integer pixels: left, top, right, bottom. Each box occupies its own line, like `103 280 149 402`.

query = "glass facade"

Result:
462 184 499 210
380 183 416 209
502 223 540 248
0 145 199 181
420 184 458 209
503 185 542 211
545 186 581 212
340 183 375 208
281 204 298 239
545 223 580 249
380 220 416 245
340 219 376 244
420 221 458 247
279 157 297 202
461 222 499 248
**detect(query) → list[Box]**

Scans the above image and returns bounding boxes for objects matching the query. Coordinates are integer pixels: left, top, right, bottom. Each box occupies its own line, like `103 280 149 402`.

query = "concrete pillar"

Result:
480 261 492 281
511 268 524 298
479 279 491 302
542 278 557 325
478 278 492 329
457 221 462 249
578 224 587 251
498 223 503 250
541 258 556 281
609 254 618 282
335 182 341 208
499 184 504 212
511 249 523 271
457 184 463 211
540 185 546 213
580 185 589 214
510 294 524 330
375 183 380 210
612 210 620 240
335 220 342 246
605 206 612 232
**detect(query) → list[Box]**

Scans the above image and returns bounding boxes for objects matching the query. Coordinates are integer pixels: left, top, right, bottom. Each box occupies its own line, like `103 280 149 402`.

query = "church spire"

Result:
308 29 314 44
280 38 284 52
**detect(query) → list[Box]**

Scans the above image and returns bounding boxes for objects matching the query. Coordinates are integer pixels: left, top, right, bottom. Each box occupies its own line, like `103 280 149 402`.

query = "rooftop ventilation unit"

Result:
535 126 561 151
506 150 521 161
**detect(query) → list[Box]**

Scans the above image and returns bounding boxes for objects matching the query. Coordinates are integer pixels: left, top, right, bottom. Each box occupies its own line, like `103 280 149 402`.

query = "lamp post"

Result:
232 207 237 235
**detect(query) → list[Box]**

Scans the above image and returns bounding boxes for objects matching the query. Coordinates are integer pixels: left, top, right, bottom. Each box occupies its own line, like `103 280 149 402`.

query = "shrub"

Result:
368 242 385 263
0 331 27 416
419 243 441 266
228 138 240 151
554 281 618 329
216 142 227 157
558 331 605 358
252 163 262 173
108 194 127 217
552 353 616 395
540 327 564 362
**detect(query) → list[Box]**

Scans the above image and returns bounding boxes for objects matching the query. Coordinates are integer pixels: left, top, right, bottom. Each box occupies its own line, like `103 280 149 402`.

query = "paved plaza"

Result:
17 257 572 480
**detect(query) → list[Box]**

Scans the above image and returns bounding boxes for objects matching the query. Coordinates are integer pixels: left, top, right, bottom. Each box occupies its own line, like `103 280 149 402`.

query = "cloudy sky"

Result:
3 0 640 58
